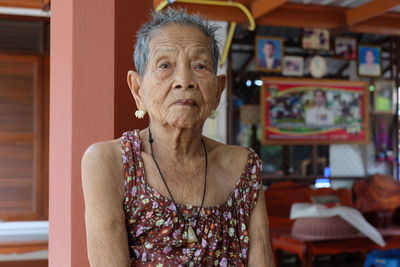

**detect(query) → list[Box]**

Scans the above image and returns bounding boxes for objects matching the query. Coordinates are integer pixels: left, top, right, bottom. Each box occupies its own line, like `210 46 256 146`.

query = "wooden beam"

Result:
346 0 400 26
257 3 400 36
350 12 400 36
256 3 345 29
182 3 249 22
153 0 249 23
152 1 400 36
251 0 288 19
0 0 44 9
153 0 254 9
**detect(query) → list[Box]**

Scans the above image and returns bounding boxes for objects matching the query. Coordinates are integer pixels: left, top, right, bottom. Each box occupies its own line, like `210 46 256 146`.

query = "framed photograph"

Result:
358 45 382 77
260 78 369 144
309 55 327 79
255 37 283 72
302 28 330 50
374 80 396 114
335 37 357 60
282 56 304 77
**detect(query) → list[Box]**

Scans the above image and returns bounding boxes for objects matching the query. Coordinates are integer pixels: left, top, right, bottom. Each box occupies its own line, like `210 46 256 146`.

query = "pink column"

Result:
49 1 151 266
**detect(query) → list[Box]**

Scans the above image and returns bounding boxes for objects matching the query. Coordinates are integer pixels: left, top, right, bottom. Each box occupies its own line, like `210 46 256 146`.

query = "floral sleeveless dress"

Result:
121 130 262 266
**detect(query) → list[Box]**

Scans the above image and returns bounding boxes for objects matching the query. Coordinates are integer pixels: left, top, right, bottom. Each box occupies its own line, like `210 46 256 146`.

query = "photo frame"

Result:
308 55 327 79
334 37 357 60
282 56 304 77
255 36 283 72
374 80 396 114
260 78 369 144
302 28 330 50
357 45 382 77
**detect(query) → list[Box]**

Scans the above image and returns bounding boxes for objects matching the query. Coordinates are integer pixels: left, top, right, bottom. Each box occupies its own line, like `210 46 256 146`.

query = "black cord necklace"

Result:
148 128 207 244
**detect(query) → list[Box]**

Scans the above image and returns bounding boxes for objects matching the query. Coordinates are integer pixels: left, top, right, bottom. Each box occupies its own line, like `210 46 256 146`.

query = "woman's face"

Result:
132 24 226 129
365 50 375 64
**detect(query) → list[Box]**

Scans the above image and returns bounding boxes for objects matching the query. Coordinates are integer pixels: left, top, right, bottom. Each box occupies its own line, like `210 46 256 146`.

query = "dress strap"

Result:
121 130 143 208
235 149 263 217
246 149 263 213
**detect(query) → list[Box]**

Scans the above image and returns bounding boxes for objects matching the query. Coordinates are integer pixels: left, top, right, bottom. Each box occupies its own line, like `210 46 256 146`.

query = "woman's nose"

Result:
172 65 195 90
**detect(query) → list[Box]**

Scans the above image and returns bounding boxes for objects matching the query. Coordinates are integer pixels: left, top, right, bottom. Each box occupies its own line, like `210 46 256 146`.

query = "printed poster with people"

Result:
260 78 369 144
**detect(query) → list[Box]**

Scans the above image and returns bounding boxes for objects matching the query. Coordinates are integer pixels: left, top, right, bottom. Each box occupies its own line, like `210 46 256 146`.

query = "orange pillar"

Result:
49 1 151 266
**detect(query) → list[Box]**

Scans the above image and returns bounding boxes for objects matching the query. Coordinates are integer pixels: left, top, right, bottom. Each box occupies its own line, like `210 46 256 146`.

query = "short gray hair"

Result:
134 8 220 77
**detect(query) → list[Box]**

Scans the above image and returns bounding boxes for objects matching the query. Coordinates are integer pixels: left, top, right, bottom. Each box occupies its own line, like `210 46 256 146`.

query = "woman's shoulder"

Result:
82 138 122 164
81 138 123 186
205 137 258 161
81 139 126 229
204 137 261 178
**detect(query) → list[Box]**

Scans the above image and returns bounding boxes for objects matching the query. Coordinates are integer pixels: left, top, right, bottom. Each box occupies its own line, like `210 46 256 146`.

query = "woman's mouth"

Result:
174 99 197 106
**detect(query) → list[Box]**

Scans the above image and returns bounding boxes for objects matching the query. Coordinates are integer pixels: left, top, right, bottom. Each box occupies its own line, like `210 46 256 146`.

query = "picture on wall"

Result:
374 80 396 114
282 56 304 76
335 37 357 60
260 78 369 144
358 45 382 77
308 55 327 79
302 28 330 50
255 37 283 72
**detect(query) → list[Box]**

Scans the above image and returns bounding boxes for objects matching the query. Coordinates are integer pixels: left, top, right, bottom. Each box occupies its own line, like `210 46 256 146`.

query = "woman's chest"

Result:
141 157 241 207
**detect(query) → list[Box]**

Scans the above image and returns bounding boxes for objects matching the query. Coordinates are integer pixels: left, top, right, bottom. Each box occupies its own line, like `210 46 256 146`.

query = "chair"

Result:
354 175 400 228
265 181 352 228
264 180 400 267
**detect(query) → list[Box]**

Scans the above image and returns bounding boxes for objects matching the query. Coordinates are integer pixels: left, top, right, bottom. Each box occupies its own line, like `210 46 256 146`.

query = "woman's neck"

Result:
146 123 204 160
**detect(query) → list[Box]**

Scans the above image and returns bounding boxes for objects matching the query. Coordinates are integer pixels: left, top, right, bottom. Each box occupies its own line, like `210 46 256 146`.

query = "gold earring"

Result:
135 110 146 119
209 110 217 120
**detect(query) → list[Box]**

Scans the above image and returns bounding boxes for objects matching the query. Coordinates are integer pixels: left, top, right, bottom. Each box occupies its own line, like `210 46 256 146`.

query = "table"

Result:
270 227 400 267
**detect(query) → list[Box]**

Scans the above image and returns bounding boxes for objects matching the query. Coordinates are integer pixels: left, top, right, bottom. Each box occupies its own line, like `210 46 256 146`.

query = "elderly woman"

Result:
82 8 274 267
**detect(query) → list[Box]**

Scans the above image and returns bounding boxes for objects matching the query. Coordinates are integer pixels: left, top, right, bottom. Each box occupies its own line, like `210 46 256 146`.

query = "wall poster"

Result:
255 36 283 72
261 78 369 144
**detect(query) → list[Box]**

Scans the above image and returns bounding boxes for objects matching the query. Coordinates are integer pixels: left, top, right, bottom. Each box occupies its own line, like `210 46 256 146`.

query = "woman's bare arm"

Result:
248 187 275 267
81 141 131 267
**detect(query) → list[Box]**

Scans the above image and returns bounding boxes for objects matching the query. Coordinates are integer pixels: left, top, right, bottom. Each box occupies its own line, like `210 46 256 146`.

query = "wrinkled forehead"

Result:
148 23 212 55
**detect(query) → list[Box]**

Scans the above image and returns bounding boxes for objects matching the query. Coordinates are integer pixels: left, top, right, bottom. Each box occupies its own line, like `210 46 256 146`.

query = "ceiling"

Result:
152 0 400 36
0 0 399 35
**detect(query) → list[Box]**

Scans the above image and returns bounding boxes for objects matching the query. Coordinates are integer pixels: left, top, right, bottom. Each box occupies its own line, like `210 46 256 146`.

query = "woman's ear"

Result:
127 70 146 111
213 74 227 109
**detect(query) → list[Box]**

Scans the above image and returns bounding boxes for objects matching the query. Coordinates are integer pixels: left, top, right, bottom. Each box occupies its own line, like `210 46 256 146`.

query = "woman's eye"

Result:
159 63 169 69
195 64 205 70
